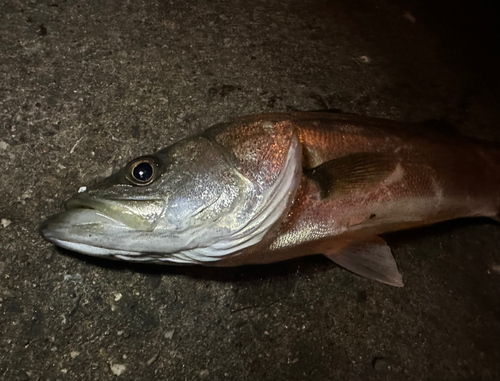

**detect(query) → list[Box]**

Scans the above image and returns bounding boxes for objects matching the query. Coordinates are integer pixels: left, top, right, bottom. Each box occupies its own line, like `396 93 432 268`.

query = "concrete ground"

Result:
1 0 499 380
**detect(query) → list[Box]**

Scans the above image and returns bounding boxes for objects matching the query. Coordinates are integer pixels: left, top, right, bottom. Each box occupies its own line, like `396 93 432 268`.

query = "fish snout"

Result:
63 194 166 231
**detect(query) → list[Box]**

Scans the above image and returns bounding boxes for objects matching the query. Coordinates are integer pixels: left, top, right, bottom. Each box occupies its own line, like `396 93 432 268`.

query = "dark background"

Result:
1 0 499 380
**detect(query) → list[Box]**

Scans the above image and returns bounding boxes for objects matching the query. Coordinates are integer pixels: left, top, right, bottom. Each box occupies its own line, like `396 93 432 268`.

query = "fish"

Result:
40 112 500 286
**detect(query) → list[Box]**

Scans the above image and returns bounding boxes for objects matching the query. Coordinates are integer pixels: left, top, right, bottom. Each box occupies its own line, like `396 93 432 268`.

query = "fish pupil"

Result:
133 162 153 182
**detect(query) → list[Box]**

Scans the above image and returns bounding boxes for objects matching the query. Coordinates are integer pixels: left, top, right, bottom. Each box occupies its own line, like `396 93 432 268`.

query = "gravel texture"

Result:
1 0 499 380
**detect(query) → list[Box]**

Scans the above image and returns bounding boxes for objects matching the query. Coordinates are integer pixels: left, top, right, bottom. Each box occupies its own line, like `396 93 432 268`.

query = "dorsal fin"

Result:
307 108 345 114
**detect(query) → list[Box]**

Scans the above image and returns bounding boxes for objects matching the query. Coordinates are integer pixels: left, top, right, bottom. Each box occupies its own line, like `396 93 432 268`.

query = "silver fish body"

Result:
41 112 500 286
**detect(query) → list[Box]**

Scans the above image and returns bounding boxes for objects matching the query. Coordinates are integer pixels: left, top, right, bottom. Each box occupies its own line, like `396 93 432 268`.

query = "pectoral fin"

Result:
306 153 397 199
321 235 404 287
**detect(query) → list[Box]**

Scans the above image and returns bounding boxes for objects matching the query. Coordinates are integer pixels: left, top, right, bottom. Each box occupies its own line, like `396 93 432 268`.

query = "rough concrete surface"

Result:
1 0 499 380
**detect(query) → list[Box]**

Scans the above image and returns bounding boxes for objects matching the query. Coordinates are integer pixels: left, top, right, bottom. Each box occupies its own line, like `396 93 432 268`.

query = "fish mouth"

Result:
40 195 166 256
39 208 141 257
63 194 165 231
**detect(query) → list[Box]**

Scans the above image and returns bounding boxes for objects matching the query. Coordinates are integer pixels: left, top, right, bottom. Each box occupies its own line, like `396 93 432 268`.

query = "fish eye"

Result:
125 156 162 186
133 162 153 182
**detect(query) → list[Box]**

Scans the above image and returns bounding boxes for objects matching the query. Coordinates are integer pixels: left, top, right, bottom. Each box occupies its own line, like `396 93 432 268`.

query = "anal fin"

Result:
321 235 404 287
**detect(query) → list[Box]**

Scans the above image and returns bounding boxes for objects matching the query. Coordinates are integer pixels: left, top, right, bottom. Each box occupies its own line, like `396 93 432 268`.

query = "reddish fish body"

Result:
213 113 500 284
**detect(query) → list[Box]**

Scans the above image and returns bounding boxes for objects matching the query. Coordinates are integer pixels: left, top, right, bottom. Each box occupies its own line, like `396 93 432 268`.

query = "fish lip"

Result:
63 194 165 231
65 196 97 211
40 207 125 240
40 196 165 255
39 207 135 256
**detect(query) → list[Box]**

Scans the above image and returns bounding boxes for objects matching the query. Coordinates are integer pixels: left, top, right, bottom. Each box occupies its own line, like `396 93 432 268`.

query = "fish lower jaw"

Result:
46 237 195 264
48 238 142 258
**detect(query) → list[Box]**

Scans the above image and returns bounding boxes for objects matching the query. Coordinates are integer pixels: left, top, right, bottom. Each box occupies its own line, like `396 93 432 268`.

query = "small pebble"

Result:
164 329 175 340
63 274 82 283
110 364 126 376
359 55 371 63
1 219 11 228
199 370 210 378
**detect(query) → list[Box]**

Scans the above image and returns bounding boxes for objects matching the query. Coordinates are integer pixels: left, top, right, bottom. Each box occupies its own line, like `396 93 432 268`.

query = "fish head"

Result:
41 118 302 264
